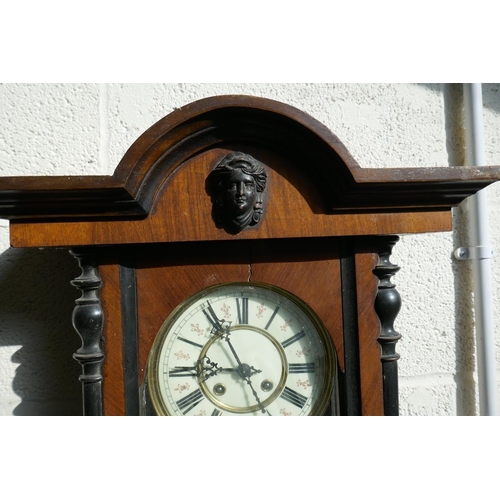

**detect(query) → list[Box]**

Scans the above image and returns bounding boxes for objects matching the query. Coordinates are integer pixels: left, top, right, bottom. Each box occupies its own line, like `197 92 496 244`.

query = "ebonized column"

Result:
373 236 402 416
70 249 104 416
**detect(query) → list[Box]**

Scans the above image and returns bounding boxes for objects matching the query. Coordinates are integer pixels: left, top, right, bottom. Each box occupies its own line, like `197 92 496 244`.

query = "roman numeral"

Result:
265 306 280 330
281 329 307 348
236 297 248 324
203 301 222 330
176 389 204 415
168 366 197 377
211 408 222 416
178 337 204 349
280 386 308 409
289 362 315 374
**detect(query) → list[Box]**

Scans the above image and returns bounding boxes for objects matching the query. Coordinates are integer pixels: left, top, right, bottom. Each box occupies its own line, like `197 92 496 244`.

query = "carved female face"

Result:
224 167 257 215
207 152 267 233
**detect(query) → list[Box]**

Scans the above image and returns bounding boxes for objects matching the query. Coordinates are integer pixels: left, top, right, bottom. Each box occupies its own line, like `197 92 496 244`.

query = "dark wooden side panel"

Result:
339 240 361 415
119 259 140 416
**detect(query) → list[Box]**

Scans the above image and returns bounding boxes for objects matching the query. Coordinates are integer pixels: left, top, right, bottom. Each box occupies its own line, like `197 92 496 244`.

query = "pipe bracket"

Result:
454 245 493 261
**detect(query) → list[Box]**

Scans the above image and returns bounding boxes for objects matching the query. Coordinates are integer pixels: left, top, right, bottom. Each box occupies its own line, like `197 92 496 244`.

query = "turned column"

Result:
70 249 104 416
373 236 402 416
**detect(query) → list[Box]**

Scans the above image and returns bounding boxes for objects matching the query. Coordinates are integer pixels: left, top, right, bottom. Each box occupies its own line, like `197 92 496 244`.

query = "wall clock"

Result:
1 95 499 416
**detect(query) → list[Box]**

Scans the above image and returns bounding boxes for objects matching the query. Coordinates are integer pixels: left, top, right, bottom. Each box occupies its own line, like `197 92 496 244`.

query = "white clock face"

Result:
147 282 336 416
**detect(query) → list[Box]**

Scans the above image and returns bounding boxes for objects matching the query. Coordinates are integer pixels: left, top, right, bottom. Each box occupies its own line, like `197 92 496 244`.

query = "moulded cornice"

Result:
1 95 499 220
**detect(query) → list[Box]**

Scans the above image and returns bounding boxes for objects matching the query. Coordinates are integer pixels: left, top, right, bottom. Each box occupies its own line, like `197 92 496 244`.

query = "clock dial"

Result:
147 282 336 416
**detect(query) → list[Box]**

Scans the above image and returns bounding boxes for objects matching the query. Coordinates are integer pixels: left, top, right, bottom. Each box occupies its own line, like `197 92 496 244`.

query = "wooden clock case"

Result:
1 95 499 416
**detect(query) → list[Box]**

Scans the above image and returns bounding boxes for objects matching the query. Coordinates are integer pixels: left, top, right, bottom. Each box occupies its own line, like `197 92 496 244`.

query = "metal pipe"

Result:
463 83 498 415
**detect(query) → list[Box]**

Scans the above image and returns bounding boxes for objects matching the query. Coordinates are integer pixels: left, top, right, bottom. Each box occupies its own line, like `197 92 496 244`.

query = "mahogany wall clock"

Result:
1 95 499 416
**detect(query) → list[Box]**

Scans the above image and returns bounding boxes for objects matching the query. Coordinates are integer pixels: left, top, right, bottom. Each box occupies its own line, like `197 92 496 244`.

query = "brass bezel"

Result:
147 282 337 416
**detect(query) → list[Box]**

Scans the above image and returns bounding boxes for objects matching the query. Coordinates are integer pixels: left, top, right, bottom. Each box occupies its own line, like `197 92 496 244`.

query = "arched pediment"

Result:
112 94 362 216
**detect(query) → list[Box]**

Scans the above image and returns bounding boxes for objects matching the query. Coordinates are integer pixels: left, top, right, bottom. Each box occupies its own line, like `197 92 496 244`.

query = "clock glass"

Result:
146 282 337 416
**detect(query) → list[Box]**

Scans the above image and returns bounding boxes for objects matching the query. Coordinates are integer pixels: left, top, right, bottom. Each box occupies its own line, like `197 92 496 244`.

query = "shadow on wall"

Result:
0 247 83 415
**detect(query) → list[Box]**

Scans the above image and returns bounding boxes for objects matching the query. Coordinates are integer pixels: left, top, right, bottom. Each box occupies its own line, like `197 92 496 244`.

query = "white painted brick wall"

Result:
1 83 499 415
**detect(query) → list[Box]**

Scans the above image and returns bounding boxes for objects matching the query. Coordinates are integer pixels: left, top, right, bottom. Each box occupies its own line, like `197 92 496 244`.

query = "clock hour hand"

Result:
196 356 225 382
249 365 262 376
197 355 257 382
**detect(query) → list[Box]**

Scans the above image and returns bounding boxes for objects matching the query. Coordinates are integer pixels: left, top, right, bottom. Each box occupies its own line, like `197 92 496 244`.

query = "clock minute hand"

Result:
241 373 268 414
224 333 244 367
223 332 267 414
222 332 255 379
204 302 232 339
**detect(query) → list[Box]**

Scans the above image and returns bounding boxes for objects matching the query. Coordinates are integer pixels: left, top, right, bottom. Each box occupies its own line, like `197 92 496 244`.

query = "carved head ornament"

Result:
208 152 267 233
